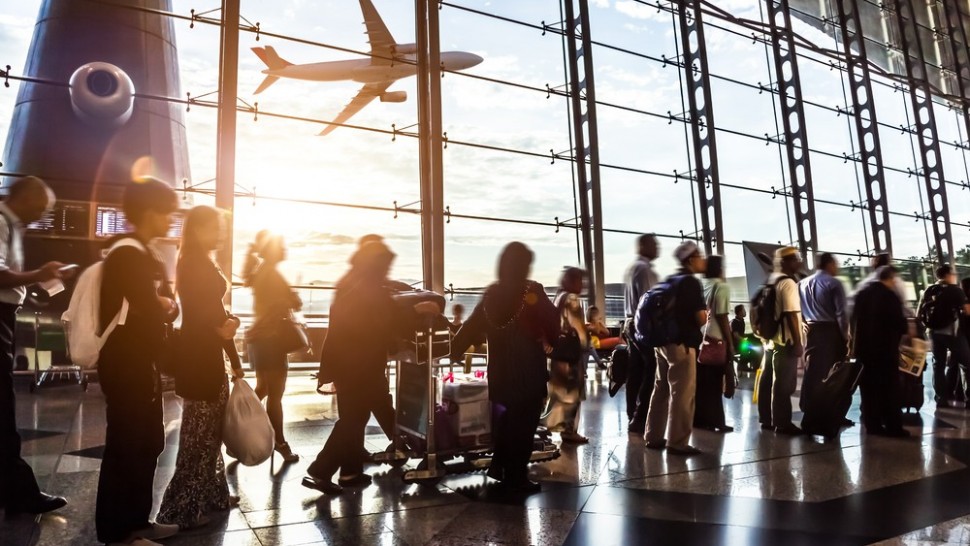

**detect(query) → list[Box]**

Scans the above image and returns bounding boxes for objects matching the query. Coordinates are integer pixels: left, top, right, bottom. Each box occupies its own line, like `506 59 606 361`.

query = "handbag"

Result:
550 332 582 363
698 335 727 366
275 316 309 355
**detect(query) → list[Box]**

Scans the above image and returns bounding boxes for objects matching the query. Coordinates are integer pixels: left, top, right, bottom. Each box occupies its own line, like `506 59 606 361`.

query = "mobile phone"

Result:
58 264 79 272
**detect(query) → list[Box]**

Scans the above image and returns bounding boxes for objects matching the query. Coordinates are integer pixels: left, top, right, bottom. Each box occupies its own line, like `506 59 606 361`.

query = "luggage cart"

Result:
383 318 559 486
28 313 86 392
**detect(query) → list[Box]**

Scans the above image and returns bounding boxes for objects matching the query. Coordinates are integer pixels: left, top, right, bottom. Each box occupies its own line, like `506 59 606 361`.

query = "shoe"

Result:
5 492 67 514
227 495 240 508
361 448 377 465
337 473 373 487
841 418 855 427
561 431 589 444
274 442 299 463
667 445 702 456
716 425 735 433
136 522 179 541
774 425 804 436
760 423 774 431
302 476 343 495
645 439 667 450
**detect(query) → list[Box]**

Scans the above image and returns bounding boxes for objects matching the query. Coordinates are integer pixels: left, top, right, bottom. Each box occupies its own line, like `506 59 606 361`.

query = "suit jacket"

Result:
852 281 907 366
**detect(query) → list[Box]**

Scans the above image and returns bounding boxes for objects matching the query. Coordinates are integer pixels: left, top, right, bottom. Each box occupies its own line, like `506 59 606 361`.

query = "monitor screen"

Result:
94 205 184 239
26 201 91 238
94 205 129 238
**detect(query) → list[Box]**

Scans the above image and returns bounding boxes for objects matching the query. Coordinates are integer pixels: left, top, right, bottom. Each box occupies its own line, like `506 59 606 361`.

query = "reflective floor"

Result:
4 366 970 545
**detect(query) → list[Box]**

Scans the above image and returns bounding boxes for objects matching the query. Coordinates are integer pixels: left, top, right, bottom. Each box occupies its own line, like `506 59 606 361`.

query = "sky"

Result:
0 0 967 303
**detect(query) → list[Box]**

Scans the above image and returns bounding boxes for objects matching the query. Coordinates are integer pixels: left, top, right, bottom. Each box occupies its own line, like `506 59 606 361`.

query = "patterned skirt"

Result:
157 380 232 528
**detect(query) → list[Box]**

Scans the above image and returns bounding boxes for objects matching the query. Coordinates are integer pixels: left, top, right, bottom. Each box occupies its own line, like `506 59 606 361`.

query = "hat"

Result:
774 246 799 260
674 241 700 263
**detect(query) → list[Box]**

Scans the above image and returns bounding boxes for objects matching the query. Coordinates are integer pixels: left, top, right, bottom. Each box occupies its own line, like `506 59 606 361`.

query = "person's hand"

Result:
216 318 239 340
231 368 245 380
158 296 178 320
413 301 441 315
35 261 66 282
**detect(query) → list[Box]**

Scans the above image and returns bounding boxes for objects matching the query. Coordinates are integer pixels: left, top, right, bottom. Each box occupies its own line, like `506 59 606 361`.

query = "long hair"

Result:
241 230 285 286
487 242 535 325
177 205 224 297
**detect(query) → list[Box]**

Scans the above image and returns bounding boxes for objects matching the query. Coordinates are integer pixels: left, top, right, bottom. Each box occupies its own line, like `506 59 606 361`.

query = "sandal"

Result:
274 442 299 463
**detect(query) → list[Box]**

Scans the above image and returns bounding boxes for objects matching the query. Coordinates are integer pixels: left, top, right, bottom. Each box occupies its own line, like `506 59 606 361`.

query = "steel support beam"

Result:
415 0 444 292
563 0 606 311
765 0 820 262
675 0 725 255
889 0 954 264
215 0 240 302
938 0 970 162
833 0 894 256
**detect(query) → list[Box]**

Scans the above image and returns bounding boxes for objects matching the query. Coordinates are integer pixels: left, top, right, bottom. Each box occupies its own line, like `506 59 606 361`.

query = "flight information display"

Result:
26 201 91 238
95 205 184 239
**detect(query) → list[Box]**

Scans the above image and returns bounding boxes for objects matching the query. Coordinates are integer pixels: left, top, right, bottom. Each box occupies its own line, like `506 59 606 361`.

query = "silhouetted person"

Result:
157 205 243 529
623 234 660 434
695 255 734 433
854 266 909 437
731 305 746 347
766 247 804 436
546 267 589 444
96 178 180 545
0 176 72 515
917 264 970 406
452 242 559 492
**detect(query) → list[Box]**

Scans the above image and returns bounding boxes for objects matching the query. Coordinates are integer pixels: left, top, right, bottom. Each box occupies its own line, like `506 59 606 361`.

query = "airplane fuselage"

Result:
262 51 482 85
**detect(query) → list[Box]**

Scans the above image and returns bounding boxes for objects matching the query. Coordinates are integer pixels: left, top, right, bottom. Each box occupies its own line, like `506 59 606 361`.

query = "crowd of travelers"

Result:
0 176 965 545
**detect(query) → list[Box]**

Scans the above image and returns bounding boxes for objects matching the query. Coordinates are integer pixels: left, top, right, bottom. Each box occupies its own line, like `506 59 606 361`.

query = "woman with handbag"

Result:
451 242 560 493
242 231 303 463
157 206 243 529
694 255 736 432
544 267 590 444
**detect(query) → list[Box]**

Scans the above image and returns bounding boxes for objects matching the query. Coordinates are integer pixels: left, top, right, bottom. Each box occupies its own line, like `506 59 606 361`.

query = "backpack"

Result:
750 275 791 341
61 238 146 369
633 275 684 348
917 284 954 331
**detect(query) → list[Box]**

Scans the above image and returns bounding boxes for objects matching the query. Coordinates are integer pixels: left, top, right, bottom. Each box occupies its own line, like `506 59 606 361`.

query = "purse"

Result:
698 335 727 366
275 316 309 355
550 332 582 363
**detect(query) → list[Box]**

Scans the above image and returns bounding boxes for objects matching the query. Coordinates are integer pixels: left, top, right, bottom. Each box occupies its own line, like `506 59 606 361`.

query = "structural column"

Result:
833 0 894 256
765 0 819 263
889 0 954 264
216 0 240 301
675 0 725 255
563 0 606 311
415 0 444 293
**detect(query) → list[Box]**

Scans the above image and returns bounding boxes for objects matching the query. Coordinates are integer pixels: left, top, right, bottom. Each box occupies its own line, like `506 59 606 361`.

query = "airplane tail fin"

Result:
252 46 293 70
251 46 292 94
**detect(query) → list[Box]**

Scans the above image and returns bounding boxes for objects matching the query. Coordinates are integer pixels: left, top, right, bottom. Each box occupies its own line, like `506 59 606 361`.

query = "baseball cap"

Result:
674 241 701 262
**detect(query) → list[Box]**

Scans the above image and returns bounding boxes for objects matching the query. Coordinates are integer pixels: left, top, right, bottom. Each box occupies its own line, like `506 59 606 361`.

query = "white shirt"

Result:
703 278 731 341
0 203 26 305
769 272 801 346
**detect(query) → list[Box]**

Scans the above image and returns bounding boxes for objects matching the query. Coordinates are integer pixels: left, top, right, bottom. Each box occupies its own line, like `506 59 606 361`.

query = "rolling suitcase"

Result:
898 372 924 412
800 360 863 438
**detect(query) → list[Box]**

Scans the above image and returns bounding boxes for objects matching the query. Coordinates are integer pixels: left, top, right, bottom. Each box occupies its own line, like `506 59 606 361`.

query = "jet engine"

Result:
68 62 135 128
380 91 407 103
392 43 418 55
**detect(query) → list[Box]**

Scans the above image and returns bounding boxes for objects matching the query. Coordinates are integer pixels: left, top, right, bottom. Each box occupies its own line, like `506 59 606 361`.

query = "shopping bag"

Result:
223 378 275 466
752 366 763 404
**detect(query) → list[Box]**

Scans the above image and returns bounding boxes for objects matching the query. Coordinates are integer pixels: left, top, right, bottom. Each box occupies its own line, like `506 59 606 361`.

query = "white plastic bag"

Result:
223 378 274 466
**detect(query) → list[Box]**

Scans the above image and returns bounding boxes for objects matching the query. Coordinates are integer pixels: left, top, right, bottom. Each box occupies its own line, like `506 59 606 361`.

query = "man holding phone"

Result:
0 176 75 514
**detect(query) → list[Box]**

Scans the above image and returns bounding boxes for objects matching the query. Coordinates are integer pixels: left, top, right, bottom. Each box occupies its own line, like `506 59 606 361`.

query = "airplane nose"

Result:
467 53 484 67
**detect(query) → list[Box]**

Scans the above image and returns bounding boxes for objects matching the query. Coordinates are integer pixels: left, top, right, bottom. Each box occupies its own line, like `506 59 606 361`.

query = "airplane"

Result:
251 0 483 136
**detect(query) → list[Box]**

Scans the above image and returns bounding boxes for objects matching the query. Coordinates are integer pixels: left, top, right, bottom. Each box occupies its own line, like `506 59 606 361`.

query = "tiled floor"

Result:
4 367 970 545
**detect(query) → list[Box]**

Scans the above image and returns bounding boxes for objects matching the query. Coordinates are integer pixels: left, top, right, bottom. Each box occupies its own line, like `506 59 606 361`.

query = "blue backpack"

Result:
634 275 685 348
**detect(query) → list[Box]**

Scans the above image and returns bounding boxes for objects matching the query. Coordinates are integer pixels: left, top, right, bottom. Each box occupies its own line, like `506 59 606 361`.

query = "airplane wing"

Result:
318 81 392 136
360 0 396 64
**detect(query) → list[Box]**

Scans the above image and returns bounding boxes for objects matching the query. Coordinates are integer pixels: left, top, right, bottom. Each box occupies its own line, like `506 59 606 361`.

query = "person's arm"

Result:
224 338 243 377
781 278 803 354
451 302 486 361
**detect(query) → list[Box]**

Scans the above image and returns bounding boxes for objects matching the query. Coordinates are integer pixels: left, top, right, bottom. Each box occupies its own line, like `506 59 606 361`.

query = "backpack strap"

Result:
104 237 148 327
